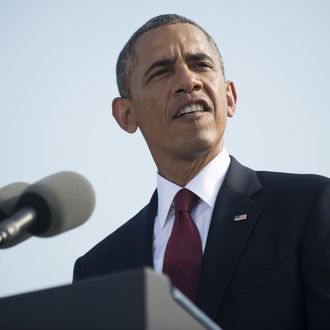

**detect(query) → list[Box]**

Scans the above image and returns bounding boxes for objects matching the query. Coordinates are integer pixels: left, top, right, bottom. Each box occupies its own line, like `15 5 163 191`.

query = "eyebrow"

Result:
143 52 215 79
185 52 214 64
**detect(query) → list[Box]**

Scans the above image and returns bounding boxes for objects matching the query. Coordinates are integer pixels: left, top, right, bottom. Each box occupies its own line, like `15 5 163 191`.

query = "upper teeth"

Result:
177 103 205 117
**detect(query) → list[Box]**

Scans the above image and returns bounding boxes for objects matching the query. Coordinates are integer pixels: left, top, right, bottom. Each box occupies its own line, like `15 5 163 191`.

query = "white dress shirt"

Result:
153 148 231 273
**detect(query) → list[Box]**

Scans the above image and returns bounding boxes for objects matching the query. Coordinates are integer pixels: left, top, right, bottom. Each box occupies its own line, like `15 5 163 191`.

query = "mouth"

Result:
174 102 211 118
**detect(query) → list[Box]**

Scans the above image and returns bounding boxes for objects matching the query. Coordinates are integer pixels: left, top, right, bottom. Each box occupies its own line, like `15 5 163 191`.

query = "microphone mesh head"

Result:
17 172 96 237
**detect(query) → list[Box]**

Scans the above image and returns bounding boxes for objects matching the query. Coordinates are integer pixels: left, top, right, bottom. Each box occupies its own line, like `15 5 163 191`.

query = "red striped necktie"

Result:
162 188 202 302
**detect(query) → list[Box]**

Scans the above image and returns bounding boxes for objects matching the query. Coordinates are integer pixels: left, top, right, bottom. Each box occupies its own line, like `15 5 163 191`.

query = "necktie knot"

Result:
174 188 199 214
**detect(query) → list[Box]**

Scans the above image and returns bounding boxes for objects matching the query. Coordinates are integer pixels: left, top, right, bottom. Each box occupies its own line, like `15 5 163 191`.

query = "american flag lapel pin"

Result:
234 214 248 222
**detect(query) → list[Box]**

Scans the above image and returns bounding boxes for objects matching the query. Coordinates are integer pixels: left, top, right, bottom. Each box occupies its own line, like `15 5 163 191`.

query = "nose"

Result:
171 66 203 95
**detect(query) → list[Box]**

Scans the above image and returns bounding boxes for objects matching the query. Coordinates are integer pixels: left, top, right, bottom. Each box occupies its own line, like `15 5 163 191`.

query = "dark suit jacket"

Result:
74 157 330 330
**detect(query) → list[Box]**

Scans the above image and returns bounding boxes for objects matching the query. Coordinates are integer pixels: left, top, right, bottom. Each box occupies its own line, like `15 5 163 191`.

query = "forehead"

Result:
133 23 218 67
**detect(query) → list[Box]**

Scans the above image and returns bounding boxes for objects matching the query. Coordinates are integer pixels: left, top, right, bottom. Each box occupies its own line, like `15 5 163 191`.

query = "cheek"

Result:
134 100 165 134
205 77 226 102
213 89 229 117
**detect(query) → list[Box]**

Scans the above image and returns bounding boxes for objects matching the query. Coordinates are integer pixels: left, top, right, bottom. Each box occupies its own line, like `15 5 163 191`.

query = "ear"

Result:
112 97 138 133
225 81 237 118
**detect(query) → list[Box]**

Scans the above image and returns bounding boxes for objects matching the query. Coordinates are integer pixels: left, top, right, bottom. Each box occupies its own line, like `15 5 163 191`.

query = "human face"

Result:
115 23 236 166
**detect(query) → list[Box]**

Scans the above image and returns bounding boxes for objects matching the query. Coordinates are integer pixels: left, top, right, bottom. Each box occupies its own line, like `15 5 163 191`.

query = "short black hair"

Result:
116 14 224 98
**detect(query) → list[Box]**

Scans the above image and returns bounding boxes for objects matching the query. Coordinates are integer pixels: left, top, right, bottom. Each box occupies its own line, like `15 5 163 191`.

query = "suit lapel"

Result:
140 190 158 267
196 157 264 319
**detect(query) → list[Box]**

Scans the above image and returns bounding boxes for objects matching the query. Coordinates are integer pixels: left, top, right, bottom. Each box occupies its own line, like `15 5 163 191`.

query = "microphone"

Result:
0 172 95 248
0 182 30 220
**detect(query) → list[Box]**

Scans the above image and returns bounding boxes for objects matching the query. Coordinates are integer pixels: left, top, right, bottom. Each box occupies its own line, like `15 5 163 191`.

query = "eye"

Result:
155 67 171 76
191 62 213 70
148 67 172 81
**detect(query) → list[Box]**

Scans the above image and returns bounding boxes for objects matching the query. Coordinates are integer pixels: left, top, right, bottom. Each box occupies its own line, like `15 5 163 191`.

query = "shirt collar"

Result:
156 148 231 228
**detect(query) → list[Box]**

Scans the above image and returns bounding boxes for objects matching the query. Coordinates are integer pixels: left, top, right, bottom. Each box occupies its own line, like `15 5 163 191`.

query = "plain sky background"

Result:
0 0 329 298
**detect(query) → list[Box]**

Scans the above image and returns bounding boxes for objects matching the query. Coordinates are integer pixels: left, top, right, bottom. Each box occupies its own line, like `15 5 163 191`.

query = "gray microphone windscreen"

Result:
16 172 96 237
0 182 29 220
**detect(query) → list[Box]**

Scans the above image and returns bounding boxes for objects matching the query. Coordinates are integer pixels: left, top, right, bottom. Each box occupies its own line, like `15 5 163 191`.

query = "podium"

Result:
0 267 221 329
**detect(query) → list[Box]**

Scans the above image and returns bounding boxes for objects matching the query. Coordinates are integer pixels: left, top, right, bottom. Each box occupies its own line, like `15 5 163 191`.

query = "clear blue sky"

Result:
0 0 329 297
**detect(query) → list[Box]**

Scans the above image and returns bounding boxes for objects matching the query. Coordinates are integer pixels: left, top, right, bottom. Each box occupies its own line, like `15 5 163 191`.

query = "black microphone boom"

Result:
0 182 32 246
0 172 95 248
0 182 29 220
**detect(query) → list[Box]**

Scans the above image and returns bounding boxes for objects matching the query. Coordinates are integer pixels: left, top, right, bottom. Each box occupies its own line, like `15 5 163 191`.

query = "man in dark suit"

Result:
73 14 330 329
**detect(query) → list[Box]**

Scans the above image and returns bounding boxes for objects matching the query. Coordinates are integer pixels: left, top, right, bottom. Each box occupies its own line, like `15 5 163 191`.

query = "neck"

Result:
156 147 222 186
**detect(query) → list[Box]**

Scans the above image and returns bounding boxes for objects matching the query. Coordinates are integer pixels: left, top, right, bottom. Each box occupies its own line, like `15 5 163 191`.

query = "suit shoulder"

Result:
256 170 329 189
73 191 157 281
73 202 155 280
82 203 150 259
253 170 330 208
